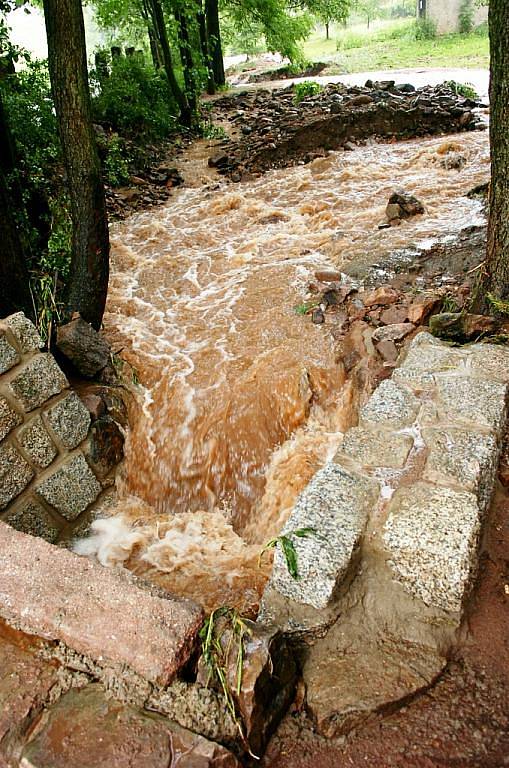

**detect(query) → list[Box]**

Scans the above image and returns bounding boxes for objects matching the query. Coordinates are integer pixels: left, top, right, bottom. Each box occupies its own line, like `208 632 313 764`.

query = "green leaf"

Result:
293 527 318 538
279 536 299 579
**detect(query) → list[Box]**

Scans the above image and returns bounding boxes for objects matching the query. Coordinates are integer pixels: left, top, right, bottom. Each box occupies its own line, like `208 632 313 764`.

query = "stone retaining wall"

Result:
266 331 509 614
0 313 120 543
261 331 509 734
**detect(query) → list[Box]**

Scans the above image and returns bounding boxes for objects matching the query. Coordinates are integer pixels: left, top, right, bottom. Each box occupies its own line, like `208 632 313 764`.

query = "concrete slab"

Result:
0 523 203 686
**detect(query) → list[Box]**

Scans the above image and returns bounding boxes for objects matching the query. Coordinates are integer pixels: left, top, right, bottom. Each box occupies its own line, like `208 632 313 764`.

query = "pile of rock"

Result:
208 80 486 179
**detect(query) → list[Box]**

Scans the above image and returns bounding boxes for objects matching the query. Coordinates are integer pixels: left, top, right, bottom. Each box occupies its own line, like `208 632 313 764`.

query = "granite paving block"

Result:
5 313 43 354
467 343 509 383
35 453 101 520
383 482 481 612
393 336 466 391
45 392 91 450
0 396 22 442
0 333 19 375
359 379 420 429
270 462 379 609
3 499 60 543
423 427 498 511
17 417 57 469
433 374 507 432
9 355 68 412
335 426 413 470
0 443 34 509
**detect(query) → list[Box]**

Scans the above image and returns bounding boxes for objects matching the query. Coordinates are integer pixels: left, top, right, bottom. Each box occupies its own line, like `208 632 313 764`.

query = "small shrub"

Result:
293 80 322 104
336 31 365 50
443 80 478 100
30 198 72 344
474 20 488 37
103 133 130 187
458 0 474 34
414 17 437 40
201 121 228 139
91 54 178 138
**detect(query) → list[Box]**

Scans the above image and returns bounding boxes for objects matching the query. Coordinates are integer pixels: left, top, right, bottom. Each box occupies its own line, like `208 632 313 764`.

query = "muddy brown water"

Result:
76 130 490 614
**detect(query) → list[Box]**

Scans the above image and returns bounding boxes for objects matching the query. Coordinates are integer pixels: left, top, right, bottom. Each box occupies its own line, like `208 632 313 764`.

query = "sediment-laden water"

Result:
76 130 490 613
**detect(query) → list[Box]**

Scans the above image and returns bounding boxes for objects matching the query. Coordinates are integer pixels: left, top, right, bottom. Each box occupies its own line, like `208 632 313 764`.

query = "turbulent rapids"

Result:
76 130 490 613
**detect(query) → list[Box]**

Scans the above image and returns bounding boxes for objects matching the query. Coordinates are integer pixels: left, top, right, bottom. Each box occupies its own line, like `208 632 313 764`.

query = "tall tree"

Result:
205 0 224 86
42 0 109 330
474 0 509 311
146 0 192 125
0 168 33 318
197 1 215 94
306 0 350 39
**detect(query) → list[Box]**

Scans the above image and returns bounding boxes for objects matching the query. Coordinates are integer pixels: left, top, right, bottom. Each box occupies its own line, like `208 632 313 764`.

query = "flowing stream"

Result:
77 130 490 614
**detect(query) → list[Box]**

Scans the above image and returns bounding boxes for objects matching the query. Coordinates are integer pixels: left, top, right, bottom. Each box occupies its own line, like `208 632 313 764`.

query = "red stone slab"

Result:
0 638 60 760
20 685 239 768
0 523 203 686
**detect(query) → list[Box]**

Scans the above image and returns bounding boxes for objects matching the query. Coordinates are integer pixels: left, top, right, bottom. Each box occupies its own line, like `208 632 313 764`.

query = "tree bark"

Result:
205 0 225 87
198 7 215 95
147 0 192 126
175 9 197 114
43 0 109 330
0 167 33 319
325 21 329 40
473 0 509 312
148 24 163 68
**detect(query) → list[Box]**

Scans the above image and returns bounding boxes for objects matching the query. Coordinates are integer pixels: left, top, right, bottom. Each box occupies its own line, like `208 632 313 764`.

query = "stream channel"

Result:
76 125 490 615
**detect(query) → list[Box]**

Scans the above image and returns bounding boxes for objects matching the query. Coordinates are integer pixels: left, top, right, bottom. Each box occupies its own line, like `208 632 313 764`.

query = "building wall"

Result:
419 0 488 35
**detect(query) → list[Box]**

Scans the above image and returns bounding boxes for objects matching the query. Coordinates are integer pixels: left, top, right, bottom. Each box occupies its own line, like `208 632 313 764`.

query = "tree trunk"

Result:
473 0 509 312
0 168 33 319
43 0 109 330
175 9 197 114
205 0 224 87
148 24 163 68
198 8 215 95
147 0 192 126
325 22 329 40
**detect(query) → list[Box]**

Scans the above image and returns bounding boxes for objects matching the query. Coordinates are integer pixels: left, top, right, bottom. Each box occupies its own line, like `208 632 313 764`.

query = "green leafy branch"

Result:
258 527 319 579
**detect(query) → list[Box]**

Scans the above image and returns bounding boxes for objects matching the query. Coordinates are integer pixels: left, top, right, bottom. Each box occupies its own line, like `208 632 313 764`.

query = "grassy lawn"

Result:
302 18 489 73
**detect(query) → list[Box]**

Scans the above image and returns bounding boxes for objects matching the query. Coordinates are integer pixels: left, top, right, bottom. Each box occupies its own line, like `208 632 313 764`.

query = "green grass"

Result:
302 18 489 74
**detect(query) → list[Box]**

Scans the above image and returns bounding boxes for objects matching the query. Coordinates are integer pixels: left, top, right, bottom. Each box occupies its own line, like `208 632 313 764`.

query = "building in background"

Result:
417 0 488 34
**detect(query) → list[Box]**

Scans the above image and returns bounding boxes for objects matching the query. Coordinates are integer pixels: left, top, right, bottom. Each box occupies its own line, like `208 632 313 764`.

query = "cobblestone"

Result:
0 443 34 510
45 393 91 450
9 355 68 412
35 454 101 520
